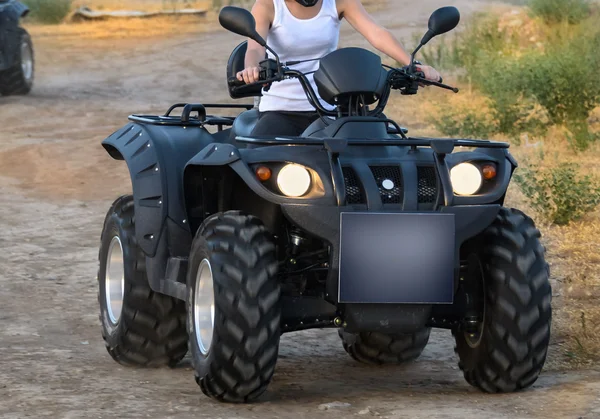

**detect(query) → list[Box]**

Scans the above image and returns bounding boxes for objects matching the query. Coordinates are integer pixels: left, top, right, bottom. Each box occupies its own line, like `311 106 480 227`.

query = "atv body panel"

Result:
102 102 515 334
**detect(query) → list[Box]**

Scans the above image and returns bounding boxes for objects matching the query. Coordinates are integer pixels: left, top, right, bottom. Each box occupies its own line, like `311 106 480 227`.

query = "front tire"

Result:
98 195 188 367
187 211 281 403
338 328 431 365
454 208 552 393
0 28 34 96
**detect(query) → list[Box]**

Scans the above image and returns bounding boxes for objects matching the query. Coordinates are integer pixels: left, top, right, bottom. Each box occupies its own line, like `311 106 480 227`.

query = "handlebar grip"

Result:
228 76 247 88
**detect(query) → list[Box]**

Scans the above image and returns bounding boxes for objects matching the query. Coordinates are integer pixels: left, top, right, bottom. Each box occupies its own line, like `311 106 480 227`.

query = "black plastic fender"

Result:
0 1 29 20
185 142 242 166
0 1 30 71
102 122 214 257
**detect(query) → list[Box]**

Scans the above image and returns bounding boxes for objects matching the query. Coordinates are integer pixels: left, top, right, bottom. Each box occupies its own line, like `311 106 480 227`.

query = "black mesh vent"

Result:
417 166 438 204
370 166 403 204
342 166 365 204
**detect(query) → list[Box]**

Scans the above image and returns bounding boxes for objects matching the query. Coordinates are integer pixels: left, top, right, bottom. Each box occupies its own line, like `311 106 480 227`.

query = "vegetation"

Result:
25 0 73 24
528 0 591 24
422 0 600 151
513 160 600 225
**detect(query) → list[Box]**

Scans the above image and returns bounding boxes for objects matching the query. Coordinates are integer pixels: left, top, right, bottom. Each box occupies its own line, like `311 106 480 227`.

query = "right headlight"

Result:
450 162 483 196
277 164 312 197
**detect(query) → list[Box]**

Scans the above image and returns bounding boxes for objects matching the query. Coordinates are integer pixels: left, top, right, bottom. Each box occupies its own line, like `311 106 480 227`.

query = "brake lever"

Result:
420 78 460 93
402 66 460 93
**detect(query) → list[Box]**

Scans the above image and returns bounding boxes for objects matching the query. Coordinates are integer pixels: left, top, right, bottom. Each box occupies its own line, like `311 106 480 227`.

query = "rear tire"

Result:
187 211 281 403
453 208 552 393
339 328 431 364
0 28 34 96
98 195 188 367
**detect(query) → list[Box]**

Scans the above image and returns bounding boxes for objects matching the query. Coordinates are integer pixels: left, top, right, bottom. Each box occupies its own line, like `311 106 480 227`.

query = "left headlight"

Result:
450 162 483 196
277 164 312 197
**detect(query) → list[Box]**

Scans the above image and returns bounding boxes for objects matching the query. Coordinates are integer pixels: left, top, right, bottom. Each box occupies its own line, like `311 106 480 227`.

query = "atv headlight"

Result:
450 162 482 195
277 164 311 197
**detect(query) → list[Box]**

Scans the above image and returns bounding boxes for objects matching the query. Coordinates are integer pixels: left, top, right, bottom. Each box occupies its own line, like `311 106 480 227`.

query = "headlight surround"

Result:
276 164 312 197
450 162 483 196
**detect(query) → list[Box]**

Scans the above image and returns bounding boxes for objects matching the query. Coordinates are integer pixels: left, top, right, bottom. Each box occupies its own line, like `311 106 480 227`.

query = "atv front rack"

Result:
236 135 510 208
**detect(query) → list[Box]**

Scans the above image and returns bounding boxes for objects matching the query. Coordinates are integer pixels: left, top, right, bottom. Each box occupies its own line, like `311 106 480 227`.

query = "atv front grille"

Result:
370 166 404 204
417 166 438 204
342 166 365 204
341 164 439 207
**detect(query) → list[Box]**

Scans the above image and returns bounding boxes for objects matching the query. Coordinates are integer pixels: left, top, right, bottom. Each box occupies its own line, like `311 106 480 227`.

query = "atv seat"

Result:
230 108 260 141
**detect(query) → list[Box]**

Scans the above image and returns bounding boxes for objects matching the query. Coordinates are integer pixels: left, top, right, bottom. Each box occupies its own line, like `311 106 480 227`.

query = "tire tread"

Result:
98 195 188 367
454 207 552 393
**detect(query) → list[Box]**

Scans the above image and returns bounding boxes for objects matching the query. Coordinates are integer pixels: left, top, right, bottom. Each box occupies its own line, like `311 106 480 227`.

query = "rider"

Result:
236 0 442 137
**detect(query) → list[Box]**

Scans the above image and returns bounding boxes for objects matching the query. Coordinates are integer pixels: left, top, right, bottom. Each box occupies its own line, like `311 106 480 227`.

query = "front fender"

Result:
0 1 29 19
102 122 212 257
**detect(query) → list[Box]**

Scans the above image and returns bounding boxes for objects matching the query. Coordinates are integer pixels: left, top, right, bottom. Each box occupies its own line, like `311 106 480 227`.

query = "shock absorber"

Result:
289 229 306 258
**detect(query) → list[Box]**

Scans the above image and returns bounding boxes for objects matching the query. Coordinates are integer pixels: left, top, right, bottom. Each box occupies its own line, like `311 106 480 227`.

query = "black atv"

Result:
97 5 552 403
0 0 34 95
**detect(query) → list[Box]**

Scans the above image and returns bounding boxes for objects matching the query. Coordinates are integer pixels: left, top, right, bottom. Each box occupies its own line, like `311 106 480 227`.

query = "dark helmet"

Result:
295 0 319 6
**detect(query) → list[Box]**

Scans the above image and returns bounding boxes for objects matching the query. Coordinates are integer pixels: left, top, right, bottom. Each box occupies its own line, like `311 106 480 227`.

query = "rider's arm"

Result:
338 0 441 82
238 0 273 84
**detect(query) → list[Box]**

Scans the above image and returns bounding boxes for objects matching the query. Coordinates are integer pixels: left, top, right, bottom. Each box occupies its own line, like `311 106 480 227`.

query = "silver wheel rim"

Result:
194 259 215 356
105 236 125 325
20 41 33 82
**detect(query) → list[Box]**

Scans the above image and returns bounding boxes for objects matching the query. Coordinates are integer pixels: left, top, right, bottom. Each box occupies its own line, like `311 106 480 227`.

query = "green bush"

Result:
513 161 600 225
25 0 72 24
429 101 497 139
528 0 591 25
520 28 600 149
425 8 600 149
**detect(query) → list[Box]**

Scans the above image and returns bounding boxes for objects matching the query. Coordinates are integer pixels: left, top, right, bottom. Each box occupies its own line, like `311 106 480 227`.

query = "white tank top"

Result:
259 0 341 112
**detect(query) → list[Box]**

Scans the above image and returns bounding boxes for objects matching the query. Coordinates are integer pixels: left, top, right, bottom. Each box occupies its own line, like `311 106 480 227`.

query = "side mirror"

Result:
420 6 460 46
219 6 267 47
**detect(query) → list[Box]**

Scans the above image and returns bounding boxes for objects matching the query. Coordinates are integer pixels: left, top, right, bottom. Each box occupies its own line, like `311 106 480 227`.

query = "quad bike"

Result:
97 5 552 403
0 0 34 95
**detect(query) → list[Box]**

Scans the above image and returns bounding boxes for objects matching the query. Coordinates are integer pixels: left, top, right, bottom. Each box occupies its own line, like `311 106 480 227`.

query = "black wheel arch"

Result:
101 122 215 258
102 122 217 298
0 2 31 72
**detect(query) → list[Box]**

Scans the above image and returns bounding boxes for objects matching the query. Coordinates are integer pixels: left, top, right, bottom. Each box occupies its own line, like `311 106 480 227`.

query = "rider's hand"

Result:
237 66 261 84
415 64 442 83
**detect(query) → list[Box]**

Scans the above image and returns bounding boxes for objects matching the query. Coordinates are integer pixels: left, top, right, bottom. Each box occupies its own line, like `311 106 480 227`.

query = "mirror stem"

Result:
264 44 283 76
409 44 423 72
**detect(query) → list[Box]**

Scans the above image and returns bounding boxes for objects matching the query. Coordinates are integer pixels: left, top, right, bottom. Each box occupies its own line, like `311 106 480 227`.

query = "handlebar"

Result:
227 59 459 114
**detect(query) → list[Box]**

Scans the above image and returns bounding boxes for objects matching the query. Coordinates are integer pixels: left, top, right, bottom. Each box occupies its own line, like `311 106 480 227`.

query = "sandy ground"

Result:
1 0 600 417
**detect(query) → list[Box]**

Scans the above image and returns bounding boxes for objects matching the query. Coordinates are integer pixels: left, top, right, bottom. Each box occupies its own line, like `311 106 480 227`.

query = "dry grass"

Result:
71 0 208 12
22 0 384 40
23 1 214 40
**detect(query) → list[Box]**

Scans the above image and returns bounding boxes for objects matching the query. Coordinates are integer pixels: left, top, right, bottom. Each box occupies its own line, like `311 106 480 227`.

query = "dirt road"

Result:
1 1 600 417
